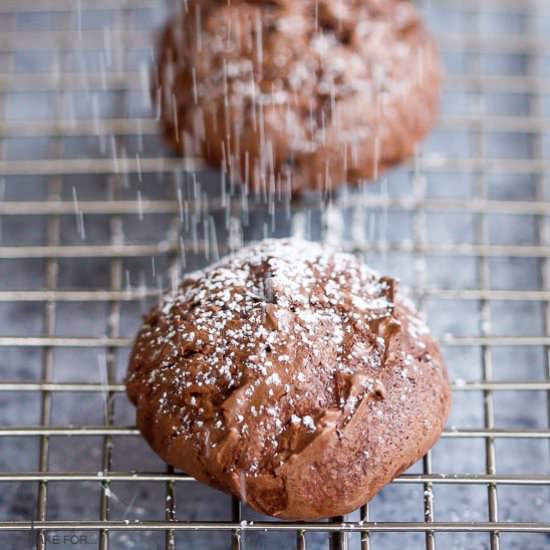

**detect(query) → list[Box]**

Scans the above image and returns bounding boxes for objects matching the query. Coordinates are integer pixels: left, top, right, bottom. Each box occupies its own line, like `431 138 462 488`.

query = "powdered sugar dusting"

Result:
128 238 441 475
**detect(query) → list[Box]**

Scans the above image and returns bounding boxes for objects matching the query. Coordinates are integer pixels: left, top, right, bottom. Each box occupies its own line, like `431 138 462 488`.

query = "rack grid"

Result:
1 0 550 549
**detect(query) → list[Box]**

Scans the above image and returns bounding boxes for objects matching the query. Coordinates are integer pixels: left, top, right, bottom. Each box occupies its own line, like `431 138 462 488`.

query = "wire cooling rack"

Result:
1 0 550 549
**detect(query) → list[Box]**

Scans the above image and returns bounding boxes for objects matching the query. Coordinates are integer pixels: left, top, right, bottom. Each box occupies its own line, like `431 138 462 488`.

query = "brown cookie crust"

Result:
127 239 451 519
153 0 441 192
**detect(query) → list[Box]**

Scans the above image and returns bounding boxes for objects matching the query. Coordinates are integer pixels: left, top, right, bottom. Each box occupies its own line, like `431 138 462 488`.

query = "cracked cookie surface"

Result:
127 239 450 519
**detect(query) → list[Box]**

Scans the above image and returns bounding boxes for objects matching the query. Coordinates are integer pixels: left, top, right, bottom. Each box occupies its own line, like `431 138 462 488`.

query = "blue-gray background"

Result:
0 0 550 549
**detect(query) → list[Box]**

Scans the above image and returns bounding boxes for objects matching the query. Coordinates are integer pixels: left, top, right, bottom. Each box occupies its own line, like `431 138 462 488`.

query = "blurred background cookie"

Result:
153 0 441 193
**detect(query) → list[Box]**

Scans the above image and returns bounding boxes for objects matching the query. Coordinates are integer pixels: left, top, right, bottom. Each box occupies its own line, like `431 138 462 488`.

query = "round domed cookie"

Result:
127 239 451 520
153 0 441 193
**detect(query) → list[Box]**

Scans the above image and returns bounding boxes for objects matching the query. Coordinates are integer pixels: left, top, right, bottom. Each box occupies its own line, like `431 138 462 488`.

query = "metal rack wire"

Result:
1 0 550 549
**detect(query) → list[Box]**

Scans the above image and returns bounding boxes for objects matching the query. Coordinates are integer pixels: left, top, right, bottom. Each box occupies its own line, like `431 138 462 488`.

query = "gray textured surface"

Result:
1 1 550 549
